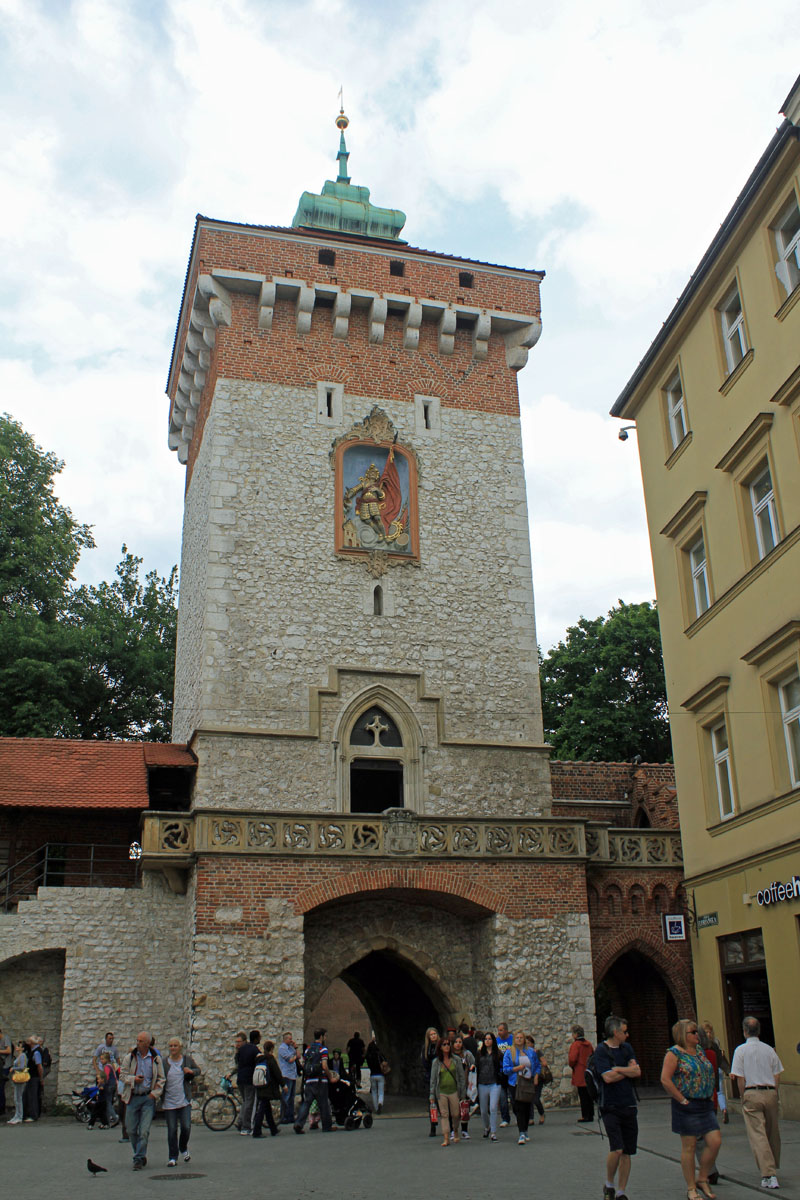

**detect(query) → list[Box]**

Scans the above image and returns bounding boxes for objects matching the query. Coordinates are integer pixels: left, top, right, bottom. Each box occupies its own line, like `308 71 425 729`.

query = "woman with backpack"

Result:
252 1041 283 1137
569 1024 595 1122
162 1037 201 1167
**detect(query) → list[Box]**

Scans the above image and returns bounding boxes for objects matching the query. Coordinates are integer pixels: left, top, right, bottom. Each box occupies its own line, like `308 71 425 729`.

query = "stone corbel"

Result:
190 309 217 350
258 281 276 331
368 296 387 344
473 313 491 361
197 274 232 328
503 319 542 370
296 286 315 335
332 291 351 340
438 307 457 355
403 302 423 349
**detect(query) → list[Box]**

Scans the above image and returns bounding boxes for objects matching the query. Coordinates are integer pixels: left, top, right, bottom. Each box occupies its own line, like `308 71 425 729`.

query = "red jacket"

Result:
568 1038 594 1086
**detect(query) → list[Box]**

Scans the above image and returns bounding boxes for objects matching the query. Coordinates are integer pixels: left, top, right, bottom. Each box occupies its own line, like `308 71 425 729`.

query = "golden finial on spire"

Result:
336 86 349 130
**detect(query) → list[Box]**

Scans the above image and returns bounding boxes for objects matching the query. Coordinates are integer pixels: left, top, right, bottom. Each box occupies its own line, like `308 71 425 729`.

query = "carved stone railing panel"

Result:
141 812 682 866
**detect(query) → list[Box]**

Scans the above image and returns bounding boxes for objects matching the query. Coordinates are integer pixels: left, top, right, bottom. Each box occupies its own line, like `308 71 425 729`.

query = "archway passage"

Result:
340 949 444 1096
595 949 678 1085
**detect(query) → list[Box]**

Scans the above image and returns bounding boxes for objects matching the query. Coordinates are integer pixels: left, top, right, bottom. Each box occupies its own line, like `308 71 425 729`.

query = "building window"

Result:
749 464 779 559
688 535 710 617
389 260 405 277
773 196 800 296
779 673 800 787
458 271 474 288
666 373 688 449
711 719 735 819
719 284 748 373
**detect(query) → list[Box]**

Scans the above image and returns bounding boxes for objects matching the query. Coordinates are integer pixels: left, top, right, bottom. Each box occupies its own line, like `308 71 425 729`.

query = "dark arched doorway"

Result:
339 949 443 1095
595 949 678 1085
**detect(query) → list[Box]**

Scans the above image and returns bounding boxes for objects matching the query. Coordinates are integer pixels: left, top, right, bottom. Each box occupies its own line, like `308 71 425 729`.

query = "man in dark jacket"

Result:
346 1031 365 1086
234 1030 260 1134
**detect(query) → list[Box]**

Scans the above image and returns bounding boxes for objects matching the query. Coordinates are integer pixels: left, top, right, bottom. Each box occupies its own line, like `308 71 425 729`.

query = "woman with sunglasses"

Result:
429 1037 466 1146
660 1019 721 1200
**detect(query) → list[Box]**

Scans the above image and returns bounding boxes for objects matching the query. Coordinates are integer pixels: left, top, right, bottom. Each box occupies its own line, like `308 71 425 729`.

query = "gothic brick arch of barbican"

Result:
0 111 692 1105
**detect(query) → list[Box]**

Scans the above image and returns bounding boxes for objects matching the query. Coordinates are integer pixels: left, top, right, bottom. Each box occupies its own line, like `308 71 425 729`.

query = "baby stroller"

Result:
71 1083 101 1124
328 1075 373 1130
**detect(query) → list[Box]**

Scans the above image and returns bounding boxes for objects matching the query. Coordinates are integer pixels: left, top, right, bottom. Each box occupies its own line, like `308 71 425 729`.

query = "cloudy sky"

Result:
1 0 798 649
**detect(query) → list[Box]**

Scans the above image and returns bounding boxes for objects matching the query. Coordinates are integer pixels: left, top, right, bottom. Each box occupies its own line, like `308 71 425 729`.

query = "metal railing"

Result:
1 843 141 912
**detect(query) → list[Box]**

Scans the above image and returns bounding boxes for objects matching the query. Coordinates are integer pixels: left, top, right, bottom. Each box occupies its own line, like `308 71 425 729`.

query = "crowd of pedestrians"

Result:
1 1010 789 1195
0 1028 52 1124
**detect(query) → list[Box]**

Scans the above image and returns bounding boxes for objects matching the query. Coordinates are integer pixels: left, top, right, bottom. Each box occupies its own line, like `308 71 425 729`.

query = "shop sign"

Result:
663 913 687 941
756 874 800 907
697 911 719 929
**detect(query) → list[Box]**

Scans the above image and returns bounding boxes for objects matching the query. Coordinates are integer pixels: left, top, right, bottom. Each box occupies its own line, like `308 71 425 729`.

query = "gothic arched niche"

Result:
334 687 424 814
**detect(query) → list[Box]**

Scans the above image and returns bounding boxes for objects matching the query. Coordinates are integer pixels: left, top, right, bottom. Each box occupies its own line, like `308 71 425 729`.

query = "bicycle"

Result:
201 1076 240 1131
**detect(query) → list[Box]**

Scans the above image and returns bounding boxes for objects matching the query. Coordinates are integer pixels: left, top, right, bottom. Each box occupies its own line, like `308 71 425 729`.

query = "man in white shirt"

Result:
730 1016 784 1190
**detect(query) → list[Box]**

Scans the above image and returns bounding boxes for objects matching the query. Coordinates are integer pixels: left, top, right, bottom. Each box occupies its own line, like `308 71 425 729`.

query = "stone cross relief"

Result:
365 714 389 745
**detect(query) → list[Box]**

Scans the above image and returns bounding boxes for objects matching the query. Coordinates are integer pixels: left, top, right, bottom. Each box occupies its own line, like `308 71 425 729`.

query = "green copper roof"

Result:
292 110 406 241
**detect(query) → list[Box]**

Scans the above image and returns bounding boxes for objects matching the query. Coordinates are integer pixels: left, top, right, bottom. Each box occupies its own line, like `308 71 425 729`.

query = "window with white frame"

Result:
666 373 688 449
750 464 779 559
711 719 735 819
779 673 800 787
773 197 800 296
688 535 710 617
719 285 748 373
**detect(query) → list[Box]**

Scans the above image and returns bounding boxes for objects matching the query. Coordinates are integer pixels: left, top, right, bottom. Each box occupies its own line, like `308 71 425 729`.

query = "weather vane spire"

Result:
335 86 350 184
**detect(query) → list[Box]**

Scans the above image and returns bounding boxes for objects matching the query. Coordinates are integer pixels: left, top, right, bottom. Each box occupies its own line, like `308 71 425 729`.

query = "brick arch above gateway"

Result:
293 865 506 917
593 930 694 1016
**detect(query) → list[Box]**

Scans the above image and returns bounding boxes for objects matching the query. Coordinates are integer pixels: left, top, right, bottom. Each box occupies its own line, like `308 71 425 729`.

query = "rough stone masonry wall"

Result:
0 876 189 1100
173 378 548 813
491 910 596 1107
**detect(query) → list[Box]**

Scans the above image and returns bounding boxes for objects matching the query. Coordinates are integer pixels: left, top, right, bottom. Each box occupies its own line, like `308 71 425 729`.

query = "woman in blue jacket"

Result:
503 1030 540 1144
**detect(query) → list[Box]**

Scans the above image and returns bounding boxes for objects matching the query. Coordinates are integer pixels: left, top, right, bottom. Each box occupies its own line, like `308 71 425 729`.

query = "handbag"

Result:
459 1098 470 1122
12 1068 30 1084
514 1074 536 1103
540 1062 553 1085
380 1060 391 1075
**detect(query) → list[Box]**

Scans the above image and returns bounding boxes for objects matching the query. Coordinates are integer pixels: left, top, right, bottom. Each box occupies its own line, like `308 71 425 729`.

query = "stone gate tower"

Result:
149 112 596 1090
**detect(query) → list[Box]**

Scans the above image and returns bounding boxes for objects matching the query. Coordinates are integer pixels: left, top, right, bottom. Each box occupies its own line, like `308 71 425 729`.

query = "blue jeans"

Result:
294 1079 331 1131
126 1094 156 1164
164 1104 192 1160
280 1077 296 1122
479 1082 501 1134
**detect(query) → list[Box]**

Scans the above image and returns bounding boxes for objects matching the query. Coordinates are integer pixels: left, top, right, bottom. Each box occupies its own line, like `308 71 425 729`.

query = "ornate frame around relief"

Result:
332 408 420 566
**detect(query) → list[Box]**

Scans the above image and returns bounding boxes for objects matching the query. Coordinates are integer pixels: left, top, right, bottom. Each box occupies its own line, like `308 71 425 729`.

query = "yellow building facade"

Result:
612 77 800 1119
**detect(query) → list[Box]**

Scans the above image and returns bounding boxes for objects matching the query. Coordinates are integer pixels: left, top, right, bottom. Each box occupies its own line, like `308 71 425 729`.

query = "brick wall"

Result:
551 761 678 828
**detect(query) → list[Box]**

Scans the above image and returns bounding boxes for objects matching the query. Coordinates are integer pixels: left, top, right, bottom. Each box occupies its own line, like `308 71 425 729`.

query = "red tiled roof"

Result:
0 739 196 809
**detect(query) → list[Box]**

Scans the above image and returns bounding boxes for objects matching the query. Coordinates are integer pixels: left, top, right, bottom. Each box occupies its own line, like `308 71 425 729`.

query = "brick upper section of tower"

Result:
167 219 544 477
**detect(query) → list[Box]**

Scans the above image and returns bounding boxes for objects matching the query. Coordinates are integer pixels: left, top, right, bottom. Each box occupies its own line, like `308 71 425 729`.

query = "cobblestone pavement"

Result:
1 1099 797 1200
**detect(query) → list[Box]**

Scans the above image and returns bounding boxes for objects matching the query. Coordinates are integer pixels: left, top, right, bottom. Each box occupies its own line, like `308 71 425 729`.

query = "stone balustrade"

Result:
140 809 682 867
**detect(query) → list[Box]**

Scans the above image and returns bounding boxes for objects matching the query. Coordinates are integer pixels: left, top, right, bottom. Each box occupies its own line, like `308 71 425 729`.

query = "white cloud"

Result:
0 0 796 650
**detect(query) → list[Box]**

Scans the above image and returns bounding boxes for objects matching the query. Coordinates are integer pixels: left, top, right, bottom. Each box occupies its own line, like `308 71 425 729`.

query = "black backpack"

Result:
304 1042 325 1080
584 1051 603 1105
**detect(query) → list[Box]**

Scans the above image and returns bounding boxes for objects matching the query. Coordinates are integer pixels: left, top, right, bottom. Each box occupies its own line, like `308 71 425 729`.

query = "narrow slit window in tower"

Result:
373 585 383 615
325 388 334 418
422 401 432 430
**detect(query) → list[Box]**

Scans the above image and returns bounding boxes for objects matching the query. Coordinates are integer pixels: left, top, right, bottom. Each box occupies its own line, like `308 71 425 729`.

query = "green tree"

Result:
540 600 671 762
68 550 178 741
0 413 94 617
0 414 178 741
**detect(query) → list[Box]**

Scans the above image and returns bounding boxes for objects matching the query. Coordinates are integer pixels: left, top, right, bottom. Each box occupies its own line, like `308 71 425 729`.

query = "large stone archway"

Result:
304 892 493 1094
0 949 66 1102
